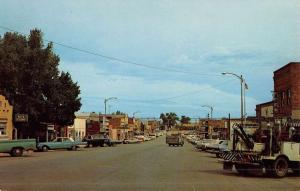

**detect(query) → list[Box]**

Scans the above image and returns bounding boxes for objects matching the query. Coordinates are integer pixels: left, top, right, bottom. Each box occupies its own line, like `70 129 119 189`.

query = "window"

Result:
56 138 62 142
0 122 7 135
281 91 285 107
287 89 291 105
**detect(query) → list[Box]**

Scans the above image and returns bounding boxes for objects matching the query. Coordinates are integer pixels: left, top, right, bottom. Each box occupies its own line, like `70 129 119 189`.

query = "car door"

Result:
52 138 63 149
63 138 73 148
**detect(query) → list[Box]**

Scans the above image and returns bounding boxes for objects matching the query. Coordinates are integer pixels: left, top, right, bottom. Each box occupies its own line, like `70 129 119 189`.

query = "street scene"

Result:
1 136 299 191
0 1 300 191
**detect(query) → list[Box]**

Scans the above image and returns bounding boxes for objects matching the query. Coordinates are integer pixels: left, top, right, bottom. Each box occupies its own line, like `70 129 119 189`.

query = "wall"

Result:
0 95 13 139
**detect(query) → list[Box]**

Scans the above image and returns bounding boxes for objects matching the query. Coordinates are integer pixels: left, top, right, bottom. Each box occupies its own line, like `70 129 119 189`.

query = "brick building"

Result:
273 62 300 134
256 101 274 129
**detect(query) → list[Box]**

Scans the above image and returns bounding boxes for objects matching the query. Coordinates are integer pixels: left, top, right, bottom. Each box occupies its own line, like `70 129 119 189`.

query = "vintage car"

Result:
83 134 115 147
37 137 87 152
0 136 36 157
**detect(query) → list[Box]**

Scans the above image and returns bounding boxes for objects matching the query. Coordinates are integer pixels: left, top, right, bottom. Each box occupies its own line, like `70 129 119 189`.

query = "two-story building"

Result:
273 62 300 137
256 101 274 129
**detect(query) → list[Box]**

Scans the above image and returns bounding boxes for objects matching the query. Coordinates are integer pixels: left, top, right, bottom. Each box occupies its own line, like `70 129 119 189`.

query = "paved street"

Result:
0 137 299 191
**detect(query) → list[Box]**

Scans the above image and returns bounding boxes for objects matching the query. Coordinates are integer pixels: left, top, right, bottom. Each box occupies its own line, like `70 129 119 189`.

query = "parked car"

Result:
0 136 36 157
144 136 152 141
195 139 218 151
37 137 87 152
123 138 139 144
206 140 226 151
134 135 146 142
149 134 157 139
83 134 114 147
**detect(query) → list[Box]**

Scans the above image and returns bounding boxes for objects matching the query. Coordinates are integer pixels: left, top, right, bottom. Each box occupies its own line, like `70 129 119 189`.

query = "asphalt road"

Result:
0 136 299 191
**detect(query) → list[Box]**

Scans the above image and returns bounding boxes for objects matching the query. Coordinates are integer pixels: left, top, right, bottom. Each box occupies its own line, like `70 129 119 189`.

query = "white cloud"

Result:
60 61 259 117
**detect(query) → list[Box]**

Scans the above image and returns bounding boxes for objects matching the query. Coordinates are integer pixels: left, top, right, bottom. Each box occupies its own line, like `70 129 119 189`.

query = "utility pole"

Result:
102 97 117 133
222 72 248 128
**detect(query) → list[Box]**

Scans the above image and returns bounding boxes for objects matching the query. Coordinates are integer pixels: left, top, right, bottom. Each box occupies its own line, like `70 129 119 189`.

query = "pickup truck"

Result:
37 137 87 152
166 132 184 146
0 136 36 157
83 134 115 147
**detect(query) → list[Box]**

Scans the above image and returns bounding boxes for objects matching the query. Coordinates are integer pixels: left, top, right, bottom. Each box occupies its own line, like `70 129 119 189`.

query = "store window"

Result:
0 122 7 135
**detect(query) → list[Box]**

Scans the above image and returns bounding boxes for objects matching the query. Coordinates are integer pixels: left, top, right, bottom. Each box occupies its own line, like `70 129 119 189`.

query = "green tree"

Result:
180 115 191 124
0 29 81 137
160 112 179 129
112 110 126 115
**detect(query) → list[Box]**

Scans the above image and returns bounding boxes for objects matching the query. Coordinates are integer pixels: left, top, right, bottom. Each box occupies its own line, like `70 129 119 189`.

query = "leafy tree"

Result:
0 29 81 138
160 112 179 129
111 110 126 115
180 115 191 124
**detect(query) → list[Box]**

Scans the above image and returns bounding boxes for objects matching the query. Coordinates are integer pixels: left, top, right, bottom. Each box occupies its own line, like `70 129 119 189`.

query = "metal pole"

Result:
102 99 106 133
240 75 244 128
243 81 247 126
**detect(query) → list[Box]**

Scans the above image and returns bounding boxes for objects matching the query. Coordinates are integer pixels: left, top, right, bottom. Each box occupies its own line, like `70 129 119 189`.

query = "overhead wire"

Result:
81 78 237 104
0 26 221 77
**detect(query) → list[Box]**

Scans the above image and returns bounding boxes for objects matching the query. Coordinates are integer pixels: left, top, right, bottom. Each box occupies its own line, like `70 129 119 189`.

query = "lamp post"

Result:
133 111 140 118
102 97 117 132
202 105 213 119
222 72 248 128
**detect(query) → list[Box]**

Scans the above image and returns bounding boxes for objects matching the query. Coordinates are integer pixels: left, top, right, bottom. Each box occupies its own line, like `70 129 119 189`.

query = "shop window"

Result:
0 122 7 135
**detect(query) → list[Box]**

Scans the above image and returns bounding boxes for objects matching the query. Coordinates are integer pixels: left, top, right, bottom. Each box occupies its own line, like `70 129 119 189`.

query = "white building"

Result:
68 118 86 141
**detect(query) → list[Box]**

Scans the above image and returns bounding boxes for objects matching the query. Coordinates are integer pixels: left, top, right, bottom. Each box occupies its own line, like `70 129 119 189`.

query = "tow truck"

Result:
221 124 300 178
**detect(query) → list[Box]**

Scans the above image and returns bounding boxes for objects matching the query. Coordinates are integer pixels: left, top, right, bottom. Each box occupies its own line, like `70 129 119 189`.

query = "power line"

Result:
0 26 221 77
81 79 236 104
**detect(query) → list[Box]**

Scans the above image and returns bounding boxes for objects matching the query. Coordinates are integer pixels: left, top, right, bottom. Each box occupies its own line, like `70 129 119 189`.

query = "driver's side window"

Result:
56 138 62 142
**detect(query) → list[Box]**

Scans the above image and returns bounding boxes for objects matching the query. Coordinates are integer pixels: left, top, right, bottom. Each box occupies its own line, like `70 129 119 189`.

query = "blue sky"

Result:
1 0 299 118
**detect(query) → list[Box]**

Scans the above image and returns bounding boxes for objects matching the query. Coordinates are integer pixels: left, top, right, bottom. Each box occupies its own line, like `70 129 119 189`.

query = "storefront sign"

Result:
15 114 28 122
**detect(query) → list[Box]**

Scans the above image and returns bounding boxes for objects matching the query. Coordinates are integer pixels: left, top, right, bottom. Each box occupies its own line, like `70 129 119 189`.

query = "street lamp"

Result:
102 97 117 132
133 111 140 118
222 72 248 127
202 105 213 119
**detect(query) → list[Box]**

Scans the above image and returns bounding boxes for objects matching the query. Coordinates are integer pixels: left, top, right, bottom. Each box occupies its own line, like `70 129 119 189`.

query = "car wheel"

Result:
10 148 23 157
42 146 48 152
272 157 289 178
71 146 77 151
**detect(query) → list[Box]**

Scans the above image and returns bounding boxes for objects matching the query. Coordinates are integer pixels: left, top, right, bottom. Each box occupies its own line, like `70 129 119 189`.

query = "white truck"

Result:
221 124 300 178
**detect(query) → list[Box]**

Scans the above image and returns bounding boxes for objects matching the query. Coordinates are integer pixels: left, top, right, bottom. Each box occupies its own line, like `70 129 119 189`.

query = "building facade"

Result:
68 118 86 141
256 101 274 129
0 95 13 139
273 62 300 136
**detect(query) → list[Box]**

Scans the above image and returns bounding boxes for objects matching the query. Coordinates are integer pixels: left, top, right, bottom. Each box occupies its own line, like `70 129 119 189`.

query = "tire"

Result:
42 146 48 152
10 148 23 157
272 157 289 178
71 146 77 151
168 144 171 147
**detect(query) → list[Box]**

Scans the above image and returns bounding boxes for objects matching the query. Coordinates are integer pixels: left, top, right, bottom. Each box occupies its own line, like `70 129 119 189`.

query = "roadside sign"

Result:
15 114 28 122
47 124 55 130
